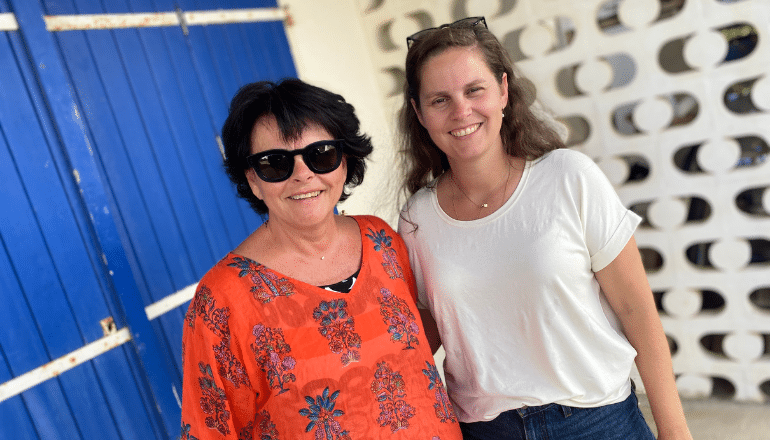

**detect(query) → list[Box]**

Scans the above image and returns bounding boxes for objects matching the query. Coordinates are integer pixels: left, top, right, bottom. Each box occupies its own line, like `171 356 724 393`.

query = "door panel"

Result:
1 0 296 438
0 7 161 438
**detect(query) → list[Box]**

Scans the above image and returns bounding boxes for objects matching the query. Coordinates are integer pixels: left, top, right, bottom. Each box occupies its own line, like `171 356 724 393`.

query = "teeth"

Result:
290 191 320 200
451 123 480 137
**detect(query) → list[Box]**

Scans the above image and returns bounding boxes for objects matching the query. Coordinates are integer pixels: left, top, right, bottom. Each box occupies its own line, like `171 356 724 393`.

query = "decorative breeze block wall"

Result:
357 0 770 402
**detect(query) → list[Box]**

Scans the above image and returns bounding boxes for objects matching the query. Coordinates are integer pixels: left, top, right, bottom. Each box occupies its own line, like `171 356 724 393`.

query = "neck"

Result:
449 153 513 194
264 214 340 260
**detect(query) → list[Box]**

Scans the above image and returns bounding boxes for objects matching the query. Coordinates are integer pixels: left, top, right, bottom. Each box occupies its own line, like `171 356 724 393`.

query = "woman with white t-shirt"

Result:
397 16 692 440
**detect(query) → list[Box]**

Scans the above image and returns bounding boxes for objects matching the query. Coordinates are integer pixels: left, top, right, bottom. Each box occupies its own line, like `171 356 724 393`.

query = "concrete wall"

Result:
281 0 770 402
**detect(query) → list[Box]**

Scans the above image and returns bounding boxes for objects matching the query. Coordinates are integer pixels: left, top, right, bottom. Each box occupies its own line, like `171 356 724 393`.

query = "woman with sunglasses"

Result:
180 79 462 439
397 18 692 440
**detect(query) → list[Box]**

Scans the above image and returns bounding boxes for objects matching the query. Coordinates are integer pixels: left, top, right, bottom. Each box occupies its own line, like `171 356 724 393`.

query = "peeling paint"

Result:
145 282 197 320
100 316 117 336
0 13 19 31
72 169 81 184
283 6 295 27
43 8 285 32
45 12 178 31
0 329 132 402
185 8 286 26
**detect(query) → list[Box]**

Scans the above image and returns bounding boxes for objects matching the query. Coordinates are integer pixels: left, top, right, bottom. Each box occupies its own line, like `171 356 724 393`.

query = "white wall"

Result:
280 0 770 402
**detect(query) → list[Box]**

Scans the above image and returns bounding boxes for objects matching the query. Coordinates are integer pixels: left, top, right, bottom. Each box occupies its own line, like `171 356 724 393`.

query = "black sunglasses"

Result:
406 16 487 49
246 139 346 183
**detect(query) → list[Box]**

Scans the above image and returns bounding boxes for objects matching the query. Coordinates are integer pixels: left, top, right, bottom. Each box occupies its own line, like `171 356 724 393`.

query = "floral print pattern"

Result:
198 362 231 435
251 324 296 394
186 286 228 337
187 285 249 388
371 362 415 432
313 299 362 366
228 256 295 303
366 228 404 280
180 422 198 440
423 361 458 423
298 387 351 440
213 338 250 388
378 287 420 349
238 410 279 440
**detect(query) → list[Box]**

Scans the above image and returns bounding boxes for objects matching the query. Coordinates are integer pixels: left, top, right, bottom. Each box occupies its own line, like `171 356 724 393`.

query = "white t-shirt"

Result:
398 149 642 422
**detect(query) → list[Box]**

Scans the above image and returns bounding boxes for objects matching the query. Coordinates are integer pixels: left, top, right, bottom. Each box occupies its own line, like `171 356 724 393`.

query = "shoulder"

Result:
402 177 438 209
399 183 436 219
195 253 254 300
353 216 411 258
198 253 238 283
184 254 245 329
356 215 404 243
412 181 438 203
351 214 396 234
533 148 595 172
528 149 606 188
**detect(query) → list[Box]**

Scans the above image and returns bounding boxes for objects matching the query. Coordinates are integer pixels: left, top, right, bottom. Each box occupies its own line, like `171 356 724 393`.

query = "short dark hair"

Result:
222 79 373 214
400 20 564 196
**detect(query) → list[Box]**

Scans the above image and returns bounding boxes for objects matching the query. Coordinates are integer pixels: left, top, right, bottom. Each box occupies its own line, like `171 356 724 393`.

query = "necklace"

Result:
449 163 512 210
263 218 328 260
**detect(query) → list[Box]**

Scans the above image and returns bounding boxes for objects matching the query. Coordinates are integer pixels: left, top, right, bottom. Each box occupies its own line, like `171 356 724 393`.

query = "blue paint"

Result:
1 0 297 438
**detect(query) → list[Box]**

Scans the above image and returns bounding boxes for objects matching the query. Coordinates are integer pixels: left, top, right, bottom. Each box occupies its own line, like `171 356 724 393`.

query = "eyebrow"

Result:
423 78 488 99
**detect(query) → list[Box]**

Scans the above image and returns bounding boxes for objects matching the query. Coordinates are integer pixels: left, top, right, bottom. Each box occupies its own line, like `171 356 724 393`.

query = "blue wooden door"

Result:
0 0 296 438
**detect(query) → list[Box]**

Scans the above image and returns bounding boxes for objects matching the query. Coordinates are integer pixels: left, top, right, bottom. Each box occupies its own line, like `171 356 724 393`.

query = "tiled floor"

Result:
637 393 770 439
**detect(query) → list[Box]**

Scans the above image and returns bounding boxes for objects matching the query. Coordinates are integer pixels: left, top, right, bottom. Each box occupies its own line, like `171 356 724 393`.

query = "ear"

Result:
411 98 425 126
245 168 263 201
500 72 509 109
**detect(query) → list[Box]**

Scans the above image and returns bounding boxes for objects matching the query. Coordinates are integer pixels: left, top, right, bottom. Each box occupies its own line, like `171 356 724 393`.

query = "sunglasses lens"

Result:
257 153 292 182
307 143 342 173
249 141 344 182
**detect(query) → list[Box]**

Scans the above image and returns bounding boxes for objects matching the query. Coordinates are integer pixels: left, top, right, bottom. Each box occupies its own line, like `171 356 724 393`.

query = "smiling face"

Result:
413 45 508 166
245 115 347 228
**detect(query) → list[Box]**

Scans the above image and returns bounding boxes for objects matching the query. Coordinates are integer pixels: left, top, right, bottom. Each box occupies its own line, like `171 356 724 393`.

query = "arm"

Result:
595 237 693 440
418 308 442 355
181 286 258 439
395 214 441 355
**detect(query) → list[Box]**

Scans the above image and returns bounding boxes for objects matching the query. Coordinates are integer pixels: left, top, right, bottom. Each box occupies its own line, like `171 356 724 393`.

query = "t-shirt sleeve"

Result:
572 153 642 272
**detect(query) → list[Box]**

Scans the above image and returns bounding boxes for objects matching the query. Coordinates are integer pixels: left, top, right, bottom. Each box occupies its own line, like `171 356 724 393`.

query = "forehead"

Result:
249 115 332 153
419 46 492 90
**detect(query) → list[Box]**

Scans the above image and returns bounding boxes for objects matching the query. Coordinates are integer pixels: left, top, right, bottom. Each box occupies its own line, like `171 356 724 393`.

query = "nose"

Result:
450 97 472 119
291 154 314 181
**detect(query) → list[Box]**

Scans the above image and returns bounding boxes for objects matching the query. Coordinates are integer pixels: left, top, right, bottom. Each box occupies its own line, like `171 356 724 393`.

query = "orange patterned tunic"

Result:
180 215 461 440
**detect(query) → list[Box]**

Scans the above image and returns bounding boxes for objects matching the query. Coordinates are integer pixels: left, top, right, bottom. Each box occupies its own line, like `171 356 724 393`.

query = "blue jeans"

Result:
459 391 655 440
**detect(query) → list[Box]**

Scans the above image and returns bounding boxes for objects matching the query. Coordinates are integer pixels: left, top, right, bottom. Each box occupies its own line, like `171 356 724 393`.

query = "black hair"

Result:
222 78 373 214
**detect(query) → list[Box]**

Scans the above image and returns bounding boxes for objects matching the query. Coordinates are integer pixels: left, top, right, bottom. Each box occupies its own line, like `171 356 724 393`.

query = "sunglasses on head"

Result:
246 139 346 183
406 16 487 49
